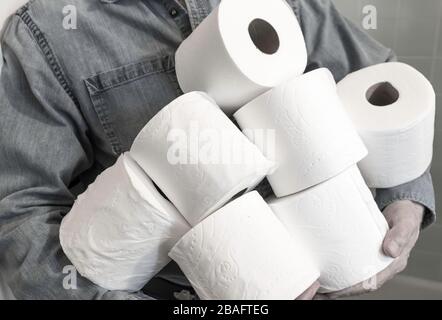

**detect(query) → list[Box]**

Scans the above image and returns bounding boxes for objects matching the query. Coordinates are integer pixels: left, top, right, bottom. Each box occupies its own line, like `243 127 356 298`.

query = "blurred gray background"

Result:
333 0 442 299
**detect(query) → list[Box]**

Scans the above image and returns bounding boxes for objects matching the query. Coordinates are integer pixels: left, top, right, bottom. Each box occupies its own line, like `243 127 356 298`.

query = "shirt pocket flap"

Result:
84 55 181 155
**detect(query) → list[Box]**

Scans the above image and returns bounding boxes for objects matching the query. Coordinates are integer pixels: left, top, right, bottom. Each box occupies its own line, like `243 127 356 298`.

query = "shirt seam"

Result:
16 6 80 109
84 56 176 94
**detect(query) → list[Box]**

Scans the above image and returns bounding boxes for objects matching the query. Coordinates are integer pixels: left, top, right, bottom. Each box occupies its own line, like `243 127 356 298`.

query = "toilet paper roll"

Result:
337 62 435 188
175 0 307 114
60 154 190 291
269 166 394 293
234 68 368 197
0 0 28 28
169 191 320 300
130 92 275 226
0 0 29 69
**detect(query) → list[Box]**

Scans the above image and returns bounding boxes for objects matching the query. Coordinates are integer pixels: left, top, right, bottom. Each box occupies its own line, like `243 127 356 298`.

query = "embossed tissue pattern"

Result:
234 69 368 197
60 154 190 291
131 92 274 226
269 166 394 293
170 192 320 300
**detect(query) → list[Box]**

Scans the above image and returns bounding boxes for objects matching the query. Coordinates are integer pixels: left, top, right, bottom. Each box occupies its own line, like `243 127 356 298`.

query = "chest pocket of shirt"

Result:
84 55 182 155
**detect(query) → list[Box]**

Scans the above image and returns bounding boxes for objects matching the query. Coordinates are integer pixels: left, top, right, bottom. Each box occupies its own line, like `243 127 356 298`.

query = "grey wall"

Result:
333 0 442 283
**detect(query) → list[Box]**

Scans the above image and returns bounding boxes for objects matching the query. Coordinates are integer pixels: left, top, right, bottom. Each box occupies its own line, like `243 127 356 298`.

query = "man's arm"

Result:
288 0 436 298
0 16 150 300
290 0 435 227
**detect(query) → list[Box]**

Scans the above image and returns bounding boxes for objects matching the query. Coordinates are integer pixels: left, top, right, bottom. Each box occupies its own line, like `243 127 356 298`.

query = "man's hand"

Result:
321 200 425 299
296 281 320 300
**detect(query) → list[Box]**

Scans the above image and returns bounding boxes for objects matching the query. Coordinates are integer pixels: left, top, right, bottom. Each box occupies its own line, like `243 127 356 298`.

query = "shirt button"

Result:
169 8 178 17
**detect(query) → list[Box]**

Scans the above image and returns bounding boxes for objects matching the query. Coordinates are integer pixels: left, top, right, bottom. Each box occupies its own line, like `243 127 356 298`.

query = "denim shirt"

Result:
0 0 436 300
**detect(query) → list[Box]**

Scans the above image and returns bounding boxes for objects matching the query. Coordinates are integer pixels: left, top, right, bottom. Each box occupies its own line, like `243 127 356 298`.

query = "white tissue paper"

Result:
234 68 368 197
169 191 320 300
337 62 435 188
60 154 190 291
0 0 28 70
130 92 274 226
175 0 307 114
269 166 394 293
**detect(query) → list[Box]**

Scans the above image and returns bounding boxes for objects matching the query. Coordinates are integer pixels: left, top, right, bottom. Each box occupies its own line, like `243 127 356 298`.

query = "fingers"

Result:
324 201 423 299
373 254 410 291
296 281 320 300
326 269 391 300
313 294 331 300
326 282 365 300
326 254 411 300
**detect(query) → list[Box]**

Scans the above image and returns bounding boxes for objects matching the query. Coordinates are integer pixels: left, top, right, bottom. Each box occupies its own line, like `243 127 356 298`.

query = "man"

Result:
0 0 435 300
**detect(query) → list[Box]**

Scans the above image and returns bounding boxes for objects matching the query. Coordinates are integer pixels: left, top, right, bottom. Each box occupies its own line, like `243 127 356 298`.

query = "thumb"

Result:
382 217 414 258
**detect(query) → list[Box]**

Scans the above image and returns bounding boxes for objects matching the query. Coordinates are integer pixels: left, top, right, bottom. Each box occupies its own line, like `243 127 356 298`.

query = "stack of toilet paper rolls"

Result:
60 0 321 299
60 92 277 292
234 68 396 293
168 0 322 299
59 0 435 299
175 4 437 291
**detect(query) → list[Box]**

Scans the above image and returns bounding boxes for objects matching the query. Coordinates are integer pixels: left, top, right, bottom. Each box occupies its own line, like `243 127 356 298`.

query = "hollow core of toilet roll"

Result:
248 18 280 55
366 82 399 107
